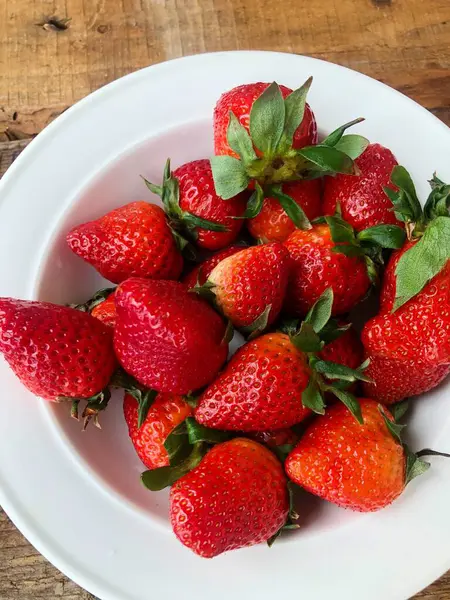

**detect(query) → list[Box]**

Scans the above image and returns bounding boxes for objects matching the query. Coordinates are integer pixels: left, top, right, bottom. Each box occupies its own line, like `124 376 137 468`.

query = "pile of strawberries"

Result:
1 79 450 559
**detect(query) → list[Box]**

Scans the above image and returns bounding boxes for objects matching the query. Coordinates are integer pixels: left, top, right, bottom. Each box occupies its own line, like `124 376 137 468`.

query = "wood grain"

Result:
0 0 449 596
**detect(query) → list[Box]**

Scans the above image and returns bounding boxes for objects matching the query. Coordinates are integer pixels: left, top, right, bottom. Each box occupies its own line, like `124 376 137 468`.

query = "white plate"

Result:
0 51 450 600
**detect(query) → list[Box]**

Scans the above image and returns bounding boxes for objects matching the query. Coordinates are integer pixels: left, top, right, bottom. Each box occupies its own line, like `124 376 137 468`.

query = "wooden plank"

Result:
0 0 449 140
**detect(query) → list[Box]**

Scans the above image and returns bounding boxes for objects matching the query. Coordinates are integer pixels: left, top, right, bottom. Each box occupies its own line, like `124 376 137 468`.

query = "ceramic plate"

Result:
0 51 449 600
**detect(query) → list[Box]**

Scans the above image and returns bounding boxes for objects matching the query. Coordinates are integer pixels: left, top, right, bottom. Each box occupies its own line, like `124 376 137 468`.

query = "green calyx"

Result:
141 417 233 491
60 387 112 430
211 79 369 202
267 481 301 547
287 288 369 424
383 167 450 312
69 286 116 313
324 214 406 285
142 159 230 242
111 368 157 428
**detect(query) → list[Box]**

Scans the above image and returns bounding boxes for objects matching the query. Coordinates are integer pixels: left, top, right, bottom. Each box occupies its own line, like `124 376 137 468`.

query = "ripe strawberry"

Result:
144 159 247 251
206 243 291 330
114 278 228 394
284 224 371 316
170 438 289 557
361 170 450 404
195 333 312 431
285 399 405 512
67 202 183 284
247 179 322 243
323 143 403 231
318 324 363 372
181 245 244 289
214 82 317 158
362 247 450 404
91 293 116 328
123 392 192 470
0 298 116 402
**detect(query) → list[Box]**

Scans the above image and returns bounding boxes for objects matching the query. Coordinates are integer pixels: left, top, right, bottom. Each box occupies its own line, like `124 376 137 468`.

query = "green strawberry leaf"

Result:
298 145 356 175
221 320 234 345
137 389 158 428
334 134 369 160
270 186 312 230
238 182 265 219
301 379 326 414
183 393 199 409
277 316 301 336
332 244 365 258
273 443 296 462
327 387 363 424
210 155 250 200
249 82 286 155
170 228 191 254
390 399 409 422
378 405 405 444
267 482 301 547
188 280 216 303
241 304 272 340
357 224 406 249
322 118 365 147
281 77 312 148
393 216 450 311
164 420 190 466
389 165 423 224
141 443 206 491
423 174 450 222
227 111 257 165
319 319 351 343
181 211 230 233
290 322 324 353
304 288 334 333
405 445 430 484
325 215 356 245
185 417 232 445
364 255 379 286
313 359 372 383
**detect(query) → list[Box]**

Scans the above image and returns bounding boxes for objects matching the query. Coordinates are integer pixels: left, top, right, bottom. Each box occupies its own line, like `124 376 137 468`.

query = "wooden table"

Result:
0 0 449 597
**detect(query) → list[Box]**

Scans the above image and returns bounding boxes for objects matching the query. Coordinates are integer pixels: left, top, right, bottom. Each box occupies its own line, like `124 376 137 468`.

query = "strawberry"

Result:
181 245 244 289
144 159 247 251
204 243 291 332
318 323 363 372
170 438 289 557
195 291 370 431
249 428 298 451
247 179 322 243
123 392 192 470
67 201 183 284
285 399 408 512
210 81 368 217
361 170 450 404
91 293 116 328
323 143 403 231
214 82 317 158
114 278 229 394
0 298 116 423
283 224 371 316
195 333 312 431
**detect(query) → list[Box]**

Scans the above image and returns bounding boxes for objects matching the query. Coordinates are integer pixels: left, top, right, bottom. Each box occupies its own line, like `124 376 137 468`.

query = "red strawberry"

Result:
114 278 228 394
67 202 183 284
170 438 289 557
207 243 291 330
145 160 247 251
0 298 116 402
361 170 450 404
195 333 312 431
322 143 403 231
249 428 298 450
123 392 192 470
284 224 371 317
318 324 363 371
362 246 450 404
214 82 317 158
285 399 405 512
181 245 244 289
91 293 116 328
247 179 322 243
